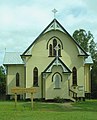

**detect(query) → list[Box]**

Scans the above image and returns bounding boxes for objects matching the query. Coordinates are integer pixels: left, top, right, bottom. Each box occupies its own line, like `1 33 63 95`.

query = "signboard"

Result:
78 86 84 91
11 87 37 110
11 87 36 94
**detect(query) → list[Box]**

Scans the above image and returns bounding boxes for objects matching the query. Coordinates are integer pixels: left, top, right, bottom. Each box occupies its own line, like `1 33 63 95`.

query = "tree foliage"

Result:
73 29 97 98
0 66 6 95
73 29 96 56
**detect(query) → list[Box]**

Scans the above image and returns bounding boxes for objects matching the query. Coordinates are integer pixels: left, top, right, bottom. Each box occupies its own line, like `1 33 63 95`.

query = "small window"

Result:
53 73 62 89
55 74 60 88
16 72 20 87
58 44 61 56
33 67 38 87
49 44 53 56
72 67 77 86
53 39 57 56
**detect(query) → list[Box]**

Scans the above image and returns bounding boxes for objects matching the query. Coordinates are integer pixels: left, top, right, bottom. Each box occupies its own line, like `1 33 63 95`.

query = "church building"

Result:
3 17 93 101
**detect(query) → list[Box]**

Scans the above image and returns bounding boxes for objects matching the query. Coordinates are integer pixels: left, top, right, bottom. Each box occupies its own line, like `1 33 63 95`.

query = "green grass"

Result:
0 100 97 120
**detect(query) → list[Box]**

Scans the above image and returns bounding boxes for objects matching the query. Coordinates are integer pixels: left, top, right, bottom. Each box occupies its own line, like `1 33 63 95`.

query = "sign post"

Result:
15 93 17 108
31 93 33 110
11 87 37 110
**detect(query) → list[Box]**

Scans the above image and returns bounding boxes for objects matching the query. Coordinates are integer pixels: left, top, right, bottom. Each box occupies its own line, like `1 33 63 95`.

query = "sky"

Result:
0 0 97 65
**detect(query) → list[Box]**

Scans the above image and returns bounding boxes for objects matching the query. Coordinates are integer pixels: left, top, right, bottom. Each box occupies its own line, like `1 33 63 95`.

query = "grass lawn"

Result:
0 100 97 120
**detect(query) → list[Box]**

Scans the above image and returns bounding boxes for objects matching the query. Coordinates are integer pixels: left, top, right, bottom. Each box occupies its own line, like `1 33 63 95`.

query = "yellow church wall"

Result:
25 65 41 98
84 65 91 93
7 65 24 94
45 66 69 99
25 30 85 99
45 74 69 99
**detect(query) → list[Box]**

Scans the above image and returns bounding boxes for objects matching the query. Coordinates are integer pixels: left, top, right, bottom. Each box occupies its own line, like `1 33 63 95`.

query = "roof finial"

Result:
5 48 6 52
52 8 57 19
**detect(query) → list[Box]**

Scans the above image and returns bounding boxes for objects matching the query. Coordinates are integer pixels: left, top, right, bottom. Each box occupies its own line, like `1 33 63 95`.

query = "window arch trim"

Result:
52 72 62 89
52 72 62 82
47 36 63 49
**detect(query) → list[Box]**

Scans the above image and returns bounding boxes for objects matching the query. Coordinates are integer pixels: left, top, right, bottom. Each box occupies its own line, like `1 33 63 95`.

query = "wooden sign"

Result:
11 87 37 110
11 87 36 94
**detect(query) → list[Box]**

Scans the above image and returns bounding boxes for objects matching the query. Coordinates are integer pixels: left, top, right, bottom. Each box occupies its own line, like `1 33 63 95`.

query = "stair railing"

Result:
69 89 77 100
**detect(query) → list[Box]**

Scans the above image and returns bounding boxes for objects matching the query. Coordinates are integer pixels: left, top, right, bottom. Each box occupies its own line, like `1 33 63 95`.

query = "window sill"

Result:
72 85 78 87
48 56 62 57
54 88 61 89
33 86 39 87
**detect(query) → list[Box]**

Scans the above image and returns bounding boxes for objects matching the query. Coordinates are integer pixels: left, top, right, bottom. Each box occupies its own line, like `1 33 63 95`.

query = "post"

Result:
15 93 17 109
31 93 33 110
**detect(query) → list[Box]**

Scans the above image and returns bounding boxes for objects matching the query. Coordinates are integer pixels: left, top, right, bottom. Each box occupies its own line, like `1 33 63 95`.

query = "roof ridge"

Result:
5 51 22 53
5 52 22 54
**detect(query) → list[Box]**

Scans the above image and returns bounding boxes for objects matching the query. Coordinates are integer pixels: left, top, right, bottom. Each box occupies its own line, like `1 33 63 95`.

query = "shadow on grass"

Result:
0 100 97 112
18 100 97 112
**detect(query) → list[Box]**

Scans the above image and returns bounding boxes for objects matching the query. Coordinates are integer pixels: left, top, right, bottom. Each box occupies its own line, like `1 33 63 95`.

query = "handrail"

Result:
69 89 77 98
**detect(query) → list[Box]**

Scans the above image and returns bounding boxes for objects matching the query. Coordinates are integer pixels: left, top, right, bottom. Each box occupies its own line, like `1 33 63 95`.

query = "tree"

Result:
72 29 97 98
73 29 96 54
73 29 97 60
0 66 6 96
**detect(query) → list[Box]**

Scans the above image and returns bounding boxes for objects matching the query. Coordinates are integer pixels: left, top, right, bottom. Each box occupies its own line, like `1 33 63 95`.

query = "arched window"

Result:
53 73 62 89
55 74 60 88
33 67 38 87
47 37 62 57
49 44 53 56
16 72 20 87
72 67 77 86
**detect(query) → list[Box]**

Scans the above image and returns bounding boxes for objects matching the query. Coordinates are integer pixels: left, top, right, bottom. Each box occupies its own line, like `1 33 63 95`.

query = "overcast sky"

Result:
0 0 97 65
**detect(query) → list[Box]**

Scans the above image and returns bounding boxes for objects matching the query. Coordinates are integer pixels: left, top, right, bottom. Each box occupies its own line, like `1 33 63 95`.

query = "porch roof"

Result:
43 57 72 73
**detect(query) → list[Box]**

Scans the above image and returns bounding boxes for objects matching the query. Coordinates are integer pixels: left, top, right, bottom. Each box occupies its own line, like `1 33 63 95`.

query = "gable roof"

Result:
22 19 88 56
43 57 72 73
3 52 24 65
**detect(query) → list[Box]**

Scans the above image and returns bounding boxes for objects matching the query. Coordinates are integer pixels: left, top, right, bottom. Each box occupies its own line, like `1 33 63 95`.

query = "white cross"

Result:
54 44 60 66
54 44 60 57
52 8 57 18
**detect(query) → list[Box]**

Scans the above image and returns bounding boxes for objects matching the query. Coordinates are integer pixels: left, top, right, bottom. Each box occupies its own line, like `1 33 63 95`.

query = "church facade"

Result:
3 19 93 101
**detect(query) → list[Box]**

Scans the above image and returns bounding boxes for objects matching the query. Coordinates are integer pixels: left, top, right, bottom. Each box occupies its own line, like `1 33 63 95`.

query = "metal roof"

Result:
85 55 93 64
3 52 24 65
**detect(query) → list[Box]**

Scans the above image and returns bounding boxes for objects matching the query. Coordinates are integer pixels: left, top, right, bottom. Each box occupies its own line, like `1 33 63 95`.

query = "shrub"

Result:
54 97 64 103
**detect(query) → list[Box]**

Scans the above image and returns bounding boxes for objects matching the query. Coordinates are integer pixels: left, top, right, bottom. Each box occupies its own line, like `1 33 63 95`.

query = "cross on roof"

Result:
52 8 57 18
